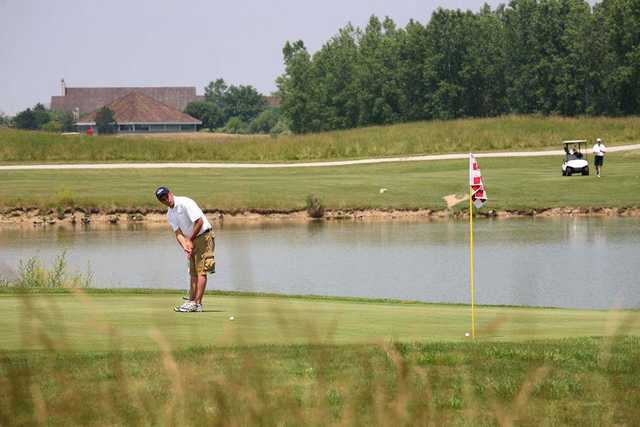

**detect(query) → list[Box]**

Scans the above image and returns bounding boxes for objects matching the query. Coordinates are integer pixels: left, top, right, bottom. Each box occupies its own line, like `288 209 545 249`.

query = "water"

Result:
0 217 638 309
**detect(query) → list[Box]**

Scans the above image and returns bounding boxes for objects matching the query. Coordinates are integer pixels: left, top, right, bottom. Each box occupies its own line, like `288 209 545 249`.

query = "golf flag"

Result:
469 154 487 209
468 153 488 340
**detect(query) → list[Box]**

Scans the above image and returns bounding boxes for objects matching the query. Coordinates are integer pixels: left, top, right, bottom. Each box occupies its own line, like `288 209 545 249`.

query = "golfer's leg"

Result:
195 274 207 304
190 275 197 301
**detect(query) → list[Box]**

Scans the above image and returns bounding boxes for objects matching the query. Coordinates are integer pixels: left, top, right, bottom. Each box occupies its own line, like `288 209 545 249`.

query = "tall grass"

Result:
0 289 639 425
0 253 92 289
1 115 639 163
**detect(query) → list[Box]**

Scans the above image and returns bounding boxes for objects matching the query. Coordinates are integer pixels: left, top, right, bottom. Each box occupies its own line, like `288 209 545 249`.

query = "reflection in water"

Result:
0 217 638 309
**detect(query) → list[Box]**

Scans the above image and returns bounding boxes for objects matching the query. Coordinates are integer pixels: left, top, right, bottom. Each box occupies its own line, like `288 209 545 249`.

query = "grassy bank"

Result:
2 115 639 163
1 150 639 211
1 290 639 425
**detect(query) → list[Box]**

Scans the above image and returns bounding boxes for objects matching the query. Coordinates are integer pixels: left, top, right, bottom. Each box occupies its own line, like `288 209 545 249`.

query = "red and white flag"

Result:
469 153 487 209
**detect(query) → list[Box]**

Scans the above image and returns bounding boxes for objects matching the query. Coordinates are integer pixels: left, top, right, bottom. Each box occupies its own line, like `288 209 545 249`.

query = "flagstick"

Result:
469 194 476 339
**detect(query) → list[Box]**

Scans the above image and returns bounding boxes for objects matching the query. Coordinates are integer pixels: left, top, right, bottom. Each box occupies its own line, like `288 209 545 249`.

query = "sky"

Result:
0 0 505 115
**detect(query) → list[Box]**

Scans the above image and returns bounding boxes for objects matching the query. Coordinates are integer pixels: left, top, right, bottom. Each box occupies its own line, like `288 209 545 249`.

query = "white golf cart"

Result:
561 140 589 176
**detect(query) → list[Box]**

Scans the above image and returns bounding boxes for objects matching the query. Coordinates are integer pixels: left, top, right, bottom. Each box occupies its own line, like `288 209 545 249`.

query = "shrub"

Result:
95 107 117 134
54 188 75 206
270 117 292 135
305 194 325 218
249 108 281 134
41 121 63 133
15 253 92 288
222 116 250 134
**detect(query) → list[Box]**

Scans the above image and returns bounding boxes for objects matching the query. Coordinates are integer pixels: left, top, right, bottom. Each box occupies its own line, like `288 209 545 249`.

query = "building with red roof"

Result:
52 80 203 133
76 91 202 133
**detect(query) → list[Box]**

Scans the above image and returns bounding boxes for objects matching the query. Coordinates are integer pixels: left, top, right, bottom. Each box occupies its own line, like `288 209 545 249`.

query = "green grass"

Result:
1 290 639 425
2 115 639 163
2 291 639 351
1 150 639 210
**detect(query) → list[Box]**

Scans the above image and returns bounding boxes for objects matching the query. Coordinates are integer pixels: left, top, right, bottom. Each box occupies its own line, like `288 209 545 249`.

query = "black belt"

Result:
197 228 211 237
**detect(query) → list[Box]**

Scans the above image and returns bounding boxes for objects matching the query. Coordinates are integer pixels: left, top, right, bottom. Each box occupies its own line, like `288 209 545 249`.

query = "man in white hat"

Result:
155 186 215 312
592 138 607 177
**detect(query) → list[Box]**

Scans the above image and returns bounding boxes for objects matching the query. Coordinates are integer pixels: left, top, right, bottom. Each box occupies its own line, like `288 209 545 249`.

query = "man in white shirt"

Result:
592 138 607 177
155 186 215 312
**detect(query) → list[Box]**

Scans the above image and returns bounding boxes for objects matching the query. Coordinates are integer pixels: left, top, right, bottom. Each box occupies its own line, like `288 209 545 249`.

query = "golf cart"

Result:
561 140 589 176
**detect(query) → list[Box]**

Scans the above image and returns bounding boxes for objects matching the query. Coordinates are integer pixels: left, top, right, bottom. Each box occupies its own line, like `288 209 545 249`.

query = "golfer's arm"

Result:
188 218 203 242
175 230 188 248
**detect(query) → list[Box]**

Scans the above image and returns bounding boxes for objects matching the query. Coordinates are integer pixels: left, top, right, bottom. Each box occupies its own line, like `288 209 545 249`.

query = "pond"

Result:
0 217 638 309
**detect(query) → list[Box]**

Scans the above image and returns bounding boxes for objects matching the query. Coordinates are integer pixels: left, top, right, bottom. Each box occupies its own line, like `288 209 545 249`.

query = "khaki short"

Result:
189 230 215 277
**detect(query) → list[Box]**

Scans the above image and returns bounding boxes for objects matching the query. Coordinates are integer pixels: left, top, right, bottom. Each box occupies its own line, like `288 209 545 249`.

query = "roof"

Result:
77 91 201 125
265 95 281 108
51 86 204 114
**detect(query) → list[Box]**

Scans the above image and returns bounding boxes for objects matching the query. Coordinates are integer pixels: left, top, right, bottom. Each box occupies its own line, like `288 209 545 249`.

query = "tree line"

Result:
9 104 76 132
5 0 637 136
276 0 640 133
185 78 286 134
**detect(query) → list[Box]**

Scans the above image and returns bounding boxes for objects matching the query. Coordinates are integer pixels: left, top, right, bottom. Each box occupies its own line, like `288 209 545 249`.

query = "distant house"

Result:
51 80 204 133
265 95 281 108
76 91 201 133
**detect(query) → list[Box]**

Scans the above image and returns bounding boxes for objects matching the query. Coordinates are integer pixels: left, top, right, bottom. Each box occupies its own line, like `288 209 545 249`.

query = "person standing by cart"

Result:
592 138 607 177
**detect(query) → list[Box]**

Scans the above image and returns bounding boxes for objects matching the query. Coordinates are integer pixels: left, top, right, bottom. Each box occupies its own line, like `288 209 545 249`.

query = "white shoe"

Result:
176 301 199 312
174 301 193 312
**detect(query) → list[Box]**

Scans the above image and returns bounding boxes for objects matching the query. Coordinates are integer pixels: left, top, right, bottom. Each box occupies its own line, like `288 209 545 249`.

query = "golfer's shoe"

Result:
174 301 194 312
195 304 203 312
176 301 200 313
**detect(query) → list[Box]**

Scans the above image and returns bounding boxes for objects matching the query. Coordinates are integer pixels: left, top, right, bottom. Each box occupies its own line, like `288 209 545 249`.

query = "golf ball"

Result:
464 332 470 337
229 316 235 321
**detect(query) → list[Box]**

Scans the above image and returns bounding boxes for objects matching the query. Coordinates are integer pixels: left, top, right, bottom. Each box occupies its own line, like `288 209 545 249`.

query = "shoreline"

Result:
1 206 639 228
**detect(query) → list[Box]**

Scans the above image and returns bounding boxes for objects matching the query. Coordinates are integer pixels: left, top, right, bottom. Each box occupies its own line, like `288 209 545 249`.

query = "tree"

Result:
356 16 405 125
223 85 268 123
203 78 269 130
14 108 37 130
32 103 51 129
185 101 223 130
249 108 281 133
59 111 76 132
592 0 640 114
0 111 12 127
221 116 249 134
204 79 229 108
39 111 76 133
311 24 361 130
13 103 58 130
277 40 322 133
95 107 117 134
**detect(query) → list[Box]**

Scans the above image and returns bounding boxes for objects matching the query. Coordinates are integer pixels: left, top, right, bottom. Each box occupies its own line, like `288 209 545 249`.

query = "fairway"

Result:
1 150 639 211
2 291 638 352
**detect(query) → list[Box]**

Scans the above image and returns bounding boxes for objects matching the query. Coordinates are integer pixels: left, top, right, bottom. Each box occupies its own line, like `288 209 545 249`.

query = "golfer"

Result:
592 138 607 177
155 186 215 312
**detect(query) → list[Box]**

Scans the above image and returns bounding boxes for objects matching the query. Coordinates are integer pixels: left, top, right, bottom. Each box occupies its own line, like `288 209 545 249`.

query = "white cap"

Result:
596 138 602 143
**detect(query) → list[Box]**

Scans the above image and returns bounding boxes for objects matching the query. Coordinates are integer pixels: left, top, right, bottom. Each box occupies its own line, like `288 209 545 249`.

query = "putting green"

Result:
1 291 637 351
